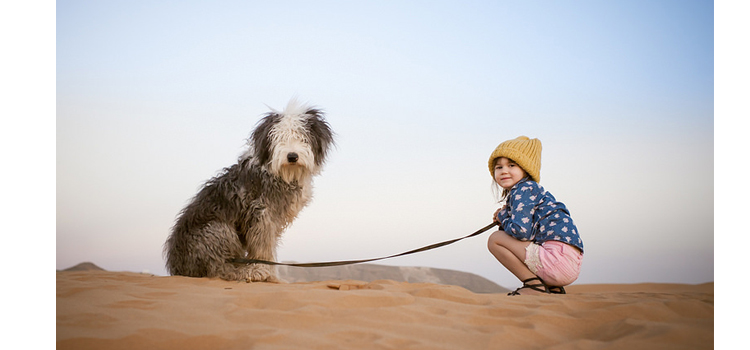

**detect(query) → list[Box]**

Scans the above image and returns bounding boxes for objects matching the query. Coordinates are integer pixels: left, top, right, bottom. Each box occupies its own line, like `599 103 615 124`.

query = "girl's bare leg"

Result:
487 230 544 294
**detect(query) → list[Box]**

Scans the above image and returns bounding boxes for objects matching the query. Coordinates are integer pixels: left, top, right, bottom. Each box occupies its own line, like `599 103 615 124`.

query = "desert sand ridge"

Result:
276 262 509 293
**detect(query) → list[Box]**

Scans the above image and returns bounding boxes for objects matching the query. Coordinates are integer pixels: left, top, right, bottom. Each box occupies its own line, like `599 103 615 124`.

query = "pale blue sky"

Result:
54 0 716 288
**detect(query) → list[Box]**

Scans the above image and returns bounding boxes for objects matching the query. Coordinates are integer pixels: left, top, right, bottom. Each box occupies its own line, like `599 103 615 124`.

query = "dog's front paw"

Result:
247 264 279 282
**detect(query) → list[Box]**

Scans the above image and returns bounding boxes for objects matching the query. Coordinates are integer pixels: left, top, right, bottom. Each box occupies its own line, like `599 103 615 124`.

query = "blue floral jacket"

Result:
496 179 584 253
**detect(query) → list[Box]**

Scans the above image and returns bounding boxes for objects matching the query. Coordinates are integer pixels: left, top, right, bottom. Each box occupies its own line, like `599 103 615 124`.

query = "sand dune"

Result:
276 262 509 294
56 268 713 350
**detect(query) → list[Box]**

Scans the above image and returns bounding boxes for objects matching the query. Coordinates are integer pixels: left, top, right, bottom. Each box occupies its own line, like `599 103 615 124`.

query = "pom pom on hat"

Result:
488 136 542 183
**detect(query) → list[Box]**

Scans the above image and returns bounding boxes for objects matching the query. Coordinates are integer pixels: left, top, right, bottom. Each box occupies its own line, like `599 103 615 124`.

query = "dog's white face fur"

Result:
241 100 334 185
268 111 318 184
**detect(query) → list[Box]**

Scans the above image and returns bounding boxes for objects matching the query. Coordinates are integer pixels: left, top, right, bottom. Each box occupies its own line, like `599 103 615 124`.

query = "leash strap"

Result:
228 222 499 268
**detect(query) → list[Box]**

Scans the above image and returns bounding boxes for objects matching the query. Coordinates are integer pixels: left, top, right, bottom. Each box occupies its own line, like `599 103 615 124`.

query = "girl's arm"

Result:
497 182 543 240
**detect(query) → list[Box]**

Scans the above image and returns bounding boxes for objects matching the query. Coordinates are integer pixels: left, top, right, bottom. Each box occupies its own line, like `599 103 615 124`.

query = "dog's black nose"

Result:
287 152 299 163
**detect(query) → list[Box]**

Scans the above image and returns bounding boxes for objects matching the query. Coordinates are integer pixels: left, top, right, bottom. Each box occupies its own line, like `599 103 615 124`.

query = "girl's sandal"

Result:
546 285 566 294
507 277 550 296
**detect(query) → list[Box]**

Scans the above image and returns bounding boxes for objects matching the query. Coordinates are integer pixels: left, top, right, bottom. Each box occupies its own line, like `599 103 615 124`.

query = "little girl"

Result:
486 136 583 295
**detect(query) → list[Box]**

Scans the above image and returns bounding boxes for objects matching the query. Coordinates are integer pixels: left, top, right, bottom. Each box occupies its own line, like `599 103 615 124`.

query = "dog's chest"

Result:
240 182 313 231
276 185 312 219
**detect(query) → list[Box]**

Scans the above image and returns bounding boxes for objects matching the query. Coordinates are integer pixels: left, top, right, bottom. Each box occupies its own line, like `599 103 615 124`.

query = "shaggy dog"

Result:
164 100 334 282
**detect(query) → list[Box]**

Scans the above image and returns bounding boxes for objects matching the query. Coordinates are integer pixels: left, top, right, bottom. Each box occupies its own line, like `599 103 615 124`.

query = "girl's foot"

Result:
507 277 549 295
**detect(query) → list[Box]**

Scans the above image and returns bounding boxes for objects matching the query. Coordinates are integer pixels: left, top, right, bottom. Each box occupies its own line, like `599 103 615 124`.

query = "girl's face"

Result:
494 157 527 190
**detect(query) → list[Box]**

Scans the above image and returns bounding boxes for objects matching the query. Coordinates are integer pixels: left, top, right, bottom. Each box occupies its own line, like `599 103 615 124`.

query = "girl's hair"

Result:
491 180 509 204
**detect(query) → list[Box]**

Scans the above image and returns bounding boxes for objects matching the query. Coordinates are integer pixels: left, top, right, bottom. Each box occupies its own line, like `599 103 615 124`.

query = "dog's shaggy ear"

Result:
304 109 335 166
251 112 281 165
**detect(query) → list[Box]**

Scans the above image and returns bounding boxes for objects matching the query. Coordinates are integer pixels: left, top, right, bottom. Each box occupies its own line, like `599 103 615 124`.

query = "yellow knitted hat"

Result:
488 136 542 183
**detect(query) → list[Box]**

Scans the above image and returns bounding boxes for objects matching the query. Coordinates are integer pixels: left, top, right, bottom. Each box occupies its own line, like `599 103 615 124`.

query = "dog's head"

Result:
243 100 334 184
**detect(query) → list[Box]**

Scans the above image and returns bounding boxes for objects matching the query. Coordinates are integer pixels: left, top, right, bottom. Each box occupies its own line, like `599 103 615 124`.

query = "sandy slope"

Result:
57 270 713 350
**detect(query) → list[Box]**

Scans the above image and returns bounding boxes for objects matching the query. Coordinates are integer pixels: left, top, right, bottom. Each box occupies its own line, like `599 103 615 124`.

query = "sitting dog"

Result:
164 100 334 282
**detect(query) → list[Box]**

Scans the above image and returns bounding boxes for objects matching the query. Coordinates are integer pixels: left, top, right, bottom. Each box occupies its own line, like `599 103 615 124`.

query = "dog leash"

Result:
228 222 499 267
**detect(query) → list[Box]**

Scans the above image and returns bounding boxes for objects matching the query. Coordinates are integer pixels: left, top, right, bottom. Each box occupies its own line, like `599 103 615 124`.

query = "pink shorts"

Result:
524 241 583 286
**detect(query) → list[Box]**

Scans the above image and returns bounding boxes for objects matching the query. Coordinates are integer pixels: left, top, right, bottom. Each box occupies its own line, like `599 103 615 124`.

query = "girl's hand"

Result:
493 206 505 223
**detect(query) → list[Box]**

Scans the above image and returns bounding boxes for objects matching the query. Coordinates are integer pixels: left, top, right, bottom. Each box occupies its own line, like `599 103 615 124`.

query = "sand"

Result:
56 270 713 350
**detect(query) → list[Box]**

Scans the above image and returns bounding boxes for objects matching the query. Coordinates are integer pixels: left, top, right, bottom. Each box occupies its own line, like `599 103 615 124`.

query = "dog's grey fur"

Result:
164 100 334 282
